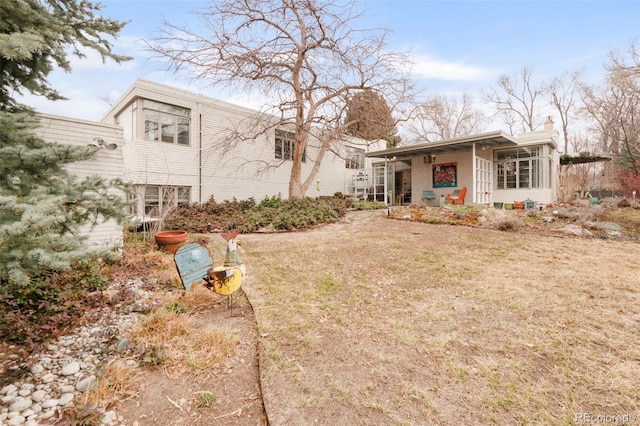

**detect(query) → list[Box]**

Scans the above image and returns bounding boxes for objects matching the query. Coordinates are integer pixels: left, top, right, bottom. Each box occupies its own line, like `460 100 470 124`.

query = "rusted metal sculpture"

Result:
173 231 245 306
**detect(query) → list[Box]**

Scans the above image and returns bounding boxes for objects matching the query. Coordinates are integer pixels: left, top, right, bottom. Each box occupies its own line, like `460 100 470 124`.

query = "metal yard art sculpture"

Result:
205 231 245 296
173 230 245 307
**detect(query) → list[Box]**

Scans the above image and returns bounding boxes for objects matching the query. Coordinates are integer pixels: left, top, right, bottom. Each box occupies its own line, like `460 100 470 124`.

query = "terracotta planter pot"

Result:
155 230 188 254
514 202 525 210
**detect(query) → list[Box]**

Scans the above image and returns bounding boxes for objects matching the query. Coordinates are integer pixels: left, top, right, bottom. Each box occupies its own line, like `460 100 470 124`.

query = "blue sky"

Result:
22 0 640 124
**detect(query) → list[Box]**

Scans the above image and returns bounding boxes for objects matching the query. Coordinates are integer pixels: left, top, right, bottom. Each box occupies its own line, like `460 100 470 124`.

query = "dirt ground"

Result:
116 290 267 426
115 210 383 426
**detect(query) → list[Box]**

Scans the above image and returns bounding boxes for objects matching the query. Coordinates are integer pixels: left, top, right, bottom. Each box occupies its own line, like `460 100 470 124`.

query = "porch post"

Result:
384 157 388 205
472 143 477 203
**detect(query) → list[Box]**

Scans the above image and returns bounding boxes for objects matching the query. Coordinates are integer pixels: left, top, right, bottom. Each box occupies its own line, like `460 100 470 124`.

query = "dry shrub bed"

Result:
101 237 266 425
391 201 640 242
241 210 640 425
1 232 265 425
164 195 352 233
129 286 239 375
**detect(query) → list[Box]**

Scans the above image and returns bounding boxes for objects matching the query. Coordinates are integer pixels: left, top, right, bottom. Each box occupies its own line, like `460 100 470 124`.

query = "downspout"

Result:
197 97 203 204
199 113 202 203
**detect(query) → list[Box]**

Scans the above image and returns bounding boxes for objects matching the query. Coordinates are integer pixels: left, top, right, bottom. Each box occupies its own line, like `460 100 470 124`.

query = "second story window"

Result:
345 146 365 169
143 100 190 145
275 130 305 162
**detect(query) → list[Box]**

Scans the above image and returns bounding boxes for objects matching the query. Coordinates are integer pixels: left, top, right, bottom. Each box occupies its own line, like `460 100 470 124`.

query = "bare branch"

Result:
581 41 640 182
408 93 486 142
544 70 583 153
483 66 544 133
149 0 415 197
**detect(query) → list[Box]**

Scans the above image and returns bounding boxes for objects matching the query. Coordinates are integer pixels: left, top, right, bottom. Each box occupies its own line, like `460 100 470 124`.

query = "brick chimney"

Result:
544 116 554 131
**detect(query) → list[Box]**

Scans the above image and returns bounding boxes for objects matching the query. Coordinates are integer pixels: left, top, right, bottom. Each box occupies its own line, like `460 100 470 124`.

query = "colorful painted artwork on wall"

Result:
432 162 457 188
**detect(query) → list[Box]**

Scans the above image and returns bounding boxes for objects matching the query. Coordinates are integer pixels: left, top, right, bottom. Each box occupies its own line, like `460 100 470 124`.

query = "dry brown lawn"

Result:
239 209 640 425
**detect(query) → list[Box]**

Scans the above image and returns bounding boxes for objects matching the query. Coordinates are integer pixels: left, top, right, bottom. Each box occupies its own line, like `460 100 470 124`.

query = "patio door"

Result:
393 160 412 205
475 157 491 204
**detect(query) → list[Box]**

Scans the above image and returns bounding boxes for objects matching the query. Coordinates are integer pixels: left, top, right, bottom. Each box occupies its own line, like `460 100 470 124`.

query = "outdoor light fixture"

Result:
88 137 118 151
424 153 436 163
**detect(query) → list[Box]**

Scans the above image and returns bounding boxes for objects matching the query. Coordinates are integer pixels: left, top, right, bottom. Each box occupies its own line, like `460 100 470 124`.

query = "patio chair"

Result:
422 190 437 206
446 186 467 205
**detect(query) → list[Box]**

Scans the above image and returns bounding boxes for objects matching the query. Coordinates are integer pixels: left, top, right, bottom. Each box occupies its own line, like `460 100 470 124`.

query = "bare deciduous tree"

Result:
581 42 640 185
483 66 544 134
150 0 414 198
408 93 486 142
558 132 599 201
608 41 640 77
545 70 583 154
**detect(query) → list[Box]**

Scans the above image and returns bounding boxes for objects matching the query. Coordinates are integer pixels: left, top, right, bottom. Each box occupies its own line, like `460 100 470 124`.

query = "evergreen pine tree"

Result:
0 0 131 286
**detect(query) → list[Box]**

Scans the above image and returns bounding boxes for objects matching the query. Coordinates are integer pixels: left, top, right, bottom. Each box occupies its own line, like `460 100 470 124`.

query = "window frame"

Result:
141 99 191 146
345 146 365 169
494 146 544 190
136 185 191 217
275 130 305 162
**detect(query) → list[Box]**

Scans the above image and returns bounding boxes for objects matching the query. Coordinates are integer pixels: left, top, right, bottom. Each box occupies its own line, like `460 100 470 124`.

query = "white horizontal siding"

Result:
36 114 125 250
122 141 200 187
102 79 378 204
492 188 554 205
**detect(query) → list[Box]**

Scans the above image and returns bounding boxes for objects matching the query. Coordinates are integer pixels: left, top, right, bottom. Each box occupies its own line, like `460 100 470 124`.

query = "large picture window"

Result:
142 100 190 145
275 130 305 162
494 146 543 189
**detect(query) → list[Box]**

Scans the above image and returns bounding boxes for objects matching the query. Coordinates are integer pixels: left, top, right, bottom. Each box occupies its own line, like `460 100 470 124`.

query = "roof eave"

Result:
365 131 518 159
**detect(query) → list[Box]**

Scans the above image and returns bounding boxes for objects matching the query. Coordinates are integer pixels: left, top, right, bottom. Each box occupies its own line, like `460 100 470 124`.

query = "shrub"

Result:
163 195 350 233
493 216 523 232
351 200 387 210
0 259 108 345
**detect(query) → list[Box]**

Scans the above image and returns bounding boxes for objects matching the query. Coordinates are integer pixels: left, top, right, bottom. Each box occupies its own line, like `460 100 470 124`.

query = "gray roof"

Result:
366 131 518 159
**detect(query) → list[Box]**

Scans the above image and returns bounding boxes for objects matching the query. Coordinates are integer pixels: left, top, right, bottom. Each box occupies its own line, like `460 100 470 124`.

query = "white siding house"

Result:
33 79 384 248
367 119 560 207
33 79 563 247
99 79 384 219
35 114 125 250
